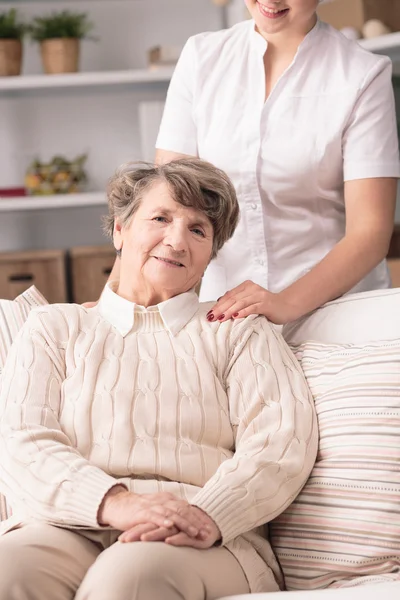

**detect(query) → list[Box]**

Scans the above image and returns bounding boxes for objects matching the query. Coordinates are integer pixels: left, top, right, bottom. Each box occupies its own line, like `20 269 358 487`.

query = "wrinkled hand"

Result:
119 505 221 549
99 488 216 544
207 280 298 325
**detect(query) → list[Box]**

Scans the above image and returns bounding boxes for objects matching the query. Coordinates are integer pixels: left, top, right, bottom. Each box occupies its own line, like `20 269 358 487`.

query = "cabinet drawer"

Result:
69 245 115 304
388 259 400 288
0 249 66 302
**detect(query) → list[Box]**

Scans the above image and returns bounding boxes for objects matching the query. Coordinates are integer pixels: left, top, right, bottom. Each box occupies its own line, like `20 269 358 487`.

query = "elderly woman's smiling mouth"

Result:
153 256 185 268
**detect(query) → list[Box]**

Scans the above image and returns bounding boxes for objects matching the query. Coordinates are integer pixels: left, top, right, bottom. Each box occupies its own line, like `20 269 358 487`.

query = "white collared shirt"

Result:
156 19 400 302
98 282 200 337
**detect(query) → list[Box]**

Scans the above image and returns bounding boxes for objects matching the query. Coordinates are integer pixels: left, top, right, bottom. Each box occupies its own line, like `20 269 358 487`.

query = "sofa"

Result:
221 580 400 600
1 286 400 599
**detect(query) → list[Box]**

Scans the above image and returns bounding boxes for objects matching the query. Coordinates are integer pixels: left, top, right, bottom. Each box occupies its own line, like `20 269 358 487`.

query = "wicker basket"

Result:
41 38 80 74
0 39 22 77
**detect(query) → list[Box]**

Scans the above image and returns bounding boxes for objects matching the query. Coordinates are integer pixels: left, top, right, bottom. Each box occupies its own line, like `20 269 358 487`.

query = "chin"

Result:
150 278 184 295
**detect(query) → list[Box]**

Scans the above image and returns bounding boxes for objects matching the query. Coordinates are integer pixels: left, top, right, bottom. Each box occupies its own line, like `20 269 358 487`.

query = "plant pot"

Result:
40 38 80 75
0 39 22 77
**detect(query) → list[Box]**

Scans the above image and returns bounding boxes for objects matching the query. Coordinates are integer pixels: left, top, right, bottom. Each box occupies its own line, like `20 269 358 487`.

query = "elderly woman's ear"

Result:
113 219 123 258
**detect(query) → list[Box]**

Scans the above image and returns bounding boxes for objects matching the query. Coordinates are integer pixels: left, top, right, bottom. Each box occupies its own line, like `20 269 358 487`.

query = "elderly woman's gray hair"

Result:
103 158 239 259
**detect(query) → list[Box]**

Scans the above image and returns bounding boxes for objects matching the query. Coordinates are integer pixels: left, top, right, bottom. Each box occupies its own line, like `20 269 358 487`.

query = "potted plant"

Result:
0 9 27 77
29 11 94 75
25 154 88 195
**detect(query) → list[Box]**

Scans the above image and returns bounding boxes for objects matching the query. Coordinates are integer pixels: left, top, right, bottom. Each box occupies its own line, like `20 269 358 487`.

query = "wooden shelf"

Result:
0 192 107 212
359 31 400 61
0 67 174 92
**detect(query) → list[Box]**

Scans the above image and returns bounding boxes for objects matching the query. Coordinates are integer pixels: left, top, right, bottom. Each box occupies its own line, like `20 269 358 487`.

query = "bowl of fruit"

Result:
25 154 87 195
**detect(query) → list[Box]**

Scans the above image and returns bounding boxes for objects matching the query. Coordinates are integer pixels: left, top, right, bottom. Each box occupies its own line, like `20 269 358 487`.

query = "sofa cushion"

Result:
0 286 48 519
220 581 400 600
283 288 400 346
270 337 400 590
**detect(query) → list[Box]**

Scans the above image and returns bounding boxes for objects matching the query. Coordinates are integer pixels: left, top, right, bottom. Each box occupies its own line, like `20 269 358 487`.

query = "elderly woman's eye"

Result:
192 228 205 237
153 216 167 223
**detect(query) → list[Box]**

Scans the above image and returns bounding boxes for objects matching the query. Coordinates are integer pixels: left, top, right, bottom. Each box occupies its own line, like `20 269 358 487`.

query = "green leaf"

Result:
29 11 95 42
0 8 27 40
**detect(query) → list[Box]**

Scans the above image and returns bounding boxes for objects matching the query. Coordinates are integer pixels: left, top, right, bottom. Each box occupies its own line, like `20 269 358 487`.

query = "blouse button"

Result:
251 203 257 210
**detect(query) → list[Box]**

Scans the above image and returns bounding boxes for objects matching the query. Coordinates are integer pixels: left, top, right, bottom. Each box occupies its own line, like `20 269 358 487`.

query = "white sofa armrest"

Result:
219 581 400 600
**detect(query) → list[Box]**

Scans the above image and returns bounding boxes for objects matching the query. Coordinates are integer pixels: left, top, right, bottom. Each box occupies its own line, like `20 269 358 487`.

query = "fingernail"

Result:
233 313 239 318
218 314 225 321
207 314 215 322
206 310 213 317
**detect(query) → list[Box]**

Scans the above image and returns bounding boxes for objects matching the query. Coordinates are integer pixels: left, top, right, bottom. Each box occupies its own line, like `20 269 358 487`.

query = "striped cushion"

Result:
0 286 48 520
270 340 400 591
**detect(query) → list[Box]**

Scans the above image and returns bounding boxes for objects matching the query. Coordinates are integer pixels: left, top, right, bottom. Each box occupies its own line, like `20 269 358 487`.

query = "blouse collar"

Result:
250 15 322 55
97 281 200 337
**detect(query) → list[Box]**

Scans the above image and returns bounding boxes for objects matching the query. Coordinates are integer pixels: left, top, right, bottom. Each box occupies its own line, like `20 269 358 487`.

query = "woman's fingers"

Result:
207 281 262 322
115 493 212 540
119 523 180 544
165 510 220 548
153 502 212 538
140 526 180 542
130 506 204 538
158 511 203 538
210 294 263 322
120 508 176 532
119 522 158 543
166 502 213 531
165 531 210 549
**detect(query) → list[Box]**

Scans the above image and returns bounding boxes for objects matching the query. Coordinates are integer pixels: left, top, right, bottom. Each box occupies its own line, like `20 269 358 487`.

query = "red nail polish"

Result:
218 314 225 321
206 310 212 316
233 313 239 318
207 314 215 322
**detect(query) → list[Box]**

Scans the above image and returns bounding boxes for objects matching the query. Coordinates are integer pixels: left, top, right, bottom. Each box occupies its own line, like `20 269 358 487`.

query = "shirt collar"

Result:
249 15 322 55
97 282 200 337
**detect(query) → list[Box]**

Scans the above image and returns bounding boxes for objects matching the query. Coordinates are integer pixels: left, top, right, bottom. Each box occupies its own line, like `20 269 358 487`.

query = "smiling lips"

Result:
257 2 290 19
154 256 184 268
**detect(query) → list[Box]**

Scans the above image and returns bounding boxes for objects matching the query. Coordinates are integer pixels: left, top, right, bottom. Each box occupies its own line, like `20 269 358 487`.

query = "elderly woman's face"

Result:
245 0 319 35
114 181 214 302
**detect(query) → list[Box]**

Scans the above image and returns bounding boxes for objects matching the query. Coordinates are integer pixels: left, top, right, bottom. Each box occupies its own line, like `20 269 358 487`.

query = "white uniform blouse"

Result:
156 19 400 302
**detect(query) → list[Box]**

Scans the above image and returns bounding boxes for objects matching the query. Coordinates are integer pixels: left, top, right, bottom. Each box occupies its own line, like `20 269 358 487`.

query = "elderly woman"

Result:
0 158 317 600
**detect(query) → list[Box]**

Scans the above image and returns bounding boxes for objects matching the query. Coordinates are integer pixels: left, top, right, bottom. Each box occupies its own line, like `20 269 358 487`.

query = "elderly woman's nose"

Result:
164 224 188 251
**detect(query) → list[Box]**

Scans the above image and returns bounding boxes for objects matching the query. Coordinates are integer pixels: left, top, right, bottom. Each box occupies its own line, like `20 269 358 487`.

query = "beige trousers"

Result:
0 523 250 600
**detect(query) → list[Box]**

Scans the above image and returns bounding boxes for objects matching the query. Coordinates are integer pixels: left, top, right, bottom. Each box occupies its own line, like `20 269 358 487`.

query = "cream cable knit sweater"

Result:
0 297 317 593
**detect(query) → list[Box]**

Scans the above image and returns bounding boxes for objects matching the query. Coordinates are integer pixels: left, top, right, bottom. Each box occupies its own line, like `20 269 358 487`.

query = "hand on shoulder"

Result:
207 280 299 325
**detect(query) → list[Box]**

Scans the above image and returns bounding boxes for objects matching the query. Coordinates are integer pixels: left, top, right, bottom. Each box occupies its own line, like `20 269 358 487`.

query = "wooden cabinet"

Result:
388 258 400 288
0 249 66 302
69 244 115 304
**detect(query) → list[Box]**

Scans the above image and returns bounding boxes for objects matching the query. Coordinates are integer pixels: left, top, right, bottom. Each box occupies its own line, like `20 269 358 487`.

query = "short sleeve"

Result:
155 37 198 156
343 57 400 181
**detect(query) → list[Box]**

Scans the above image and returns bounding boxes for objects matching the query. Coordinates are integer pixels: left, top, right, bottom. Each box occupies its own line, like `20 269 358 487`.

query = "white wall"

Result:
1 1 400 255
0 0 224 253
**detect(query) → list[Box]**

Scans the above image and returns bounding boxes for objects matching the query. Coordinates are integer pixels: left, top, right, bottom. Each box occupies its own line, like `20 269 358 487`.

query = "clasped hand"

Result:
100 489 221 548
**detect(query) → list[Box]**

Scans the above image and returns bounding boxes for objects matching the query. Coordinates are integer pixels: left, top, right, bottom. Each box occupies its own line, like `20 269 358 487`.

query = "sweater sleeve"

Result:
0 309 122 528
190 317 318 544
